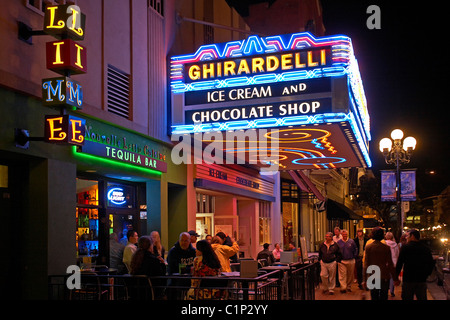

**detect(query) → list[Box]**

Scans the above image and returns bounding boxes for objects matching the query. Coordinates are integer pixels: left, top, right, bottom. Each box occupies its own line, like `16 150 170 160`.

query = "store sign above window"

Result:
44 115 85 146
169 32 372 171
15 4 87 150
46 39 87 75
43 4 86 41
42 4 87 111
74 119 168 174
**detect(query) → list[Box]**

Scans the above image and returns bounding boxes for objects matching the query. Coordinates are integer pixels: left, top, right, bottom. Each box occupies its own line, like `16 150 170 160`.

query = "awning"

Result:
363 218 381 228
326 199 362 220
288 170 325 201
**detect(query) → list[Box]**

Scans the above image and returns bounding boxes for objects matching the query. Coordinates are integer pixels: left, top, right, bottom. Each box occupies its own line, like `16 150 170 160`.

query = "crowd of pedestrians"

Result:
108 225 435 301
317 226 435 300
108 228 240 299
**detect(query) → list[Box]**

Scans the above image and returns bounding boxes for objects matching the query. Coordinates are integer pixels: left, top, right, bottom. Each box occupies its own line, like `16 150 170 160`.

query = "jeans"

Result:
369 279 389 300
401 282 427 300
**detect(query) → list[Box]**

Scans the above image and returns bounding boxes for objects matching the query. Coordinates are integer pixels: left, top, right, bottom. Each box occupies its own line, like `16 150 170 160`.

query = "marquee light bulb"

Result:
390 129 404 140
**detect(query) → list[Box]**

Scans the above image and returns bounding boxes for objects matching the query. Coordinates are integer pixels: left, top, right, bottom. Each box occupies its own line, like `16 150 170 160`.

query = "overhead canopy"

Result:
170 32 372 172
326 199 362 220
288 170 325 201
363 218 381 228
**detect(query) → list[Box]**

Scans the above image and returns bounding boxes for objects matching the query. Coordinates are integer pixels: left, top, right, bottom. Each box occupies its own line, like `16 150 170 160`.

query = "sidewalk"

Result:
315 280 444 300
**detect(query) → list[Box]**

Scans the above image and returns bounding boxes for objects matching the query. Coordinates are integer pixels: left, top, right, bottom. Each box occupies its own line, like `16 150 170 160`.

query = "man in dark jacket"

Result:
354 228 368 289
318 232 342 295
363 227 399 300
256 243 275 266
396 229 435 300
166 232 196 299
167 232 196 275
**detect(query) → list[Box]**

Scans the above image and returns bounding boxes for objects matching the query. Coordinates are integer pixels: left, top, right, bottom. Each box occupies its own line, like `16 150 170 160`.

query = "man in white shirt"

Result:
122 230 138 273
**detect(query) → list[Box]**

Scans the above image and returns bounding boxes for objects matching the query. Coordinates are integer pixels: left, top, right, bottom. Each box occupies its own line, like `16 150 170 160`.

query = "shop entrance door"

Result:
196 213 214 240
237 215 252 258
282 202 299 250
108 211 139 244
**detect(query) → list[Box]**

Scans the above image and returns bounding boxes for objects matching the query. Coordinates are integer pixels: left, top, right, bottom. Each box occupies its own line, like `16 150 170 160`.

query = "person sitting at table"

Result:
150 230 165 261
211 236 239 273
187 239 225 300
123 230 138 273
109 232 126 274
272 243 283 262
166 232 197 299
130 236 166 299
167 232 196 275
256 243 275 266
216 232 238 263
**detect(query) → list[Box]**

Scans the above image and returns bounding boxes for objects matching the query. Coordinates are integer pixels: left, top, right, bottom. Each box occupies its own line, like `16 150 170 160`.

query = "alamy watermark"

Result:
366 265 381 289
66 265 81 289
170 128 280 173
367 5 381 29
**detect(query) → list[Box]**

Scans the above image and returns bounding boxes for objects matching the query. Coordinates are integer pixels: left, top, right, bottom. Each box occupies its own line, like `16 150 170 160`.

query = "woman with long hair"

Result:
188 239 225 299
130 236 166 299
150 230 165 259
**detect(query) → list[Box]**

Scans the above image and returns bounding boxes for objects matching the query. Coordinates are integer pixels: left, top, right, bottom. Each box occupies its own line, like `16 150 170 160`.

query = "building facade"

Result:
1 0 368 299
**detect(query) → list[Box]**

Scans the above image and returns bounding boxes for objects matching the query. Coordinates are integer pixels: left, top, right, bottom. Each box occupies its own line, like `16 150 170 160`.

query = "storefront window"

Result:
76 178 99 258
259 201 271 245
196 193 215 240
282 202 298 250
0 165 8 188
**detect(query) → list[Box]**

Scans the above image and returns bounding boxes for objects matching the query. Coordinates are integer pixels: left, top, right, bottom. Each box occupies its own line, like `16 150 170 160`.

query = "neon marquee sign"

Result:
170 32 372 170
170 33 352 93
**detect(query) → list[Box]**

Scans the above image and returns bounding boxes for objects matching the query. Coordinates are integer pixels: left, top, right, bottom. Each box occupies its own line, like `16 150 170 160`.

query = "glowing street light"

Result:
379 129 416 236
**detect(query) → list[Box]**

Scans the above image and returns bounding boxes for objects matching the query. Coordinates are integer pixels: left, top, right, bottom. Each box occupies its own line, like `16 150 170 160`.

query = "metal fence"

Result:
48 269 284 301
48 260 320 301
289 261 320 300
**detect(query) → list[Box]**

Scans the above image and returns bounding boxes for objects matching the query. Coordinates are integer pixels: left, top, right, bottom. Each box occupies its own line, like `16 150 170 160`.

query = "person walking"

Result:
333 226 342 242
332 227 342 288
354 228 368 289
318 232 342 295
337 229 357 293
363 227 399 300
385 232 399 297
396 229 435 300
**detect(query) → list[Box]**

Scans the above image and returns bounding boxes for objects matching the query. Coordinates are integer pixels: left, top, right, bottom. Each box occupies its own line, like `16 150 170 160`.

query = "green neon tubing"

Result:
72 146 162 177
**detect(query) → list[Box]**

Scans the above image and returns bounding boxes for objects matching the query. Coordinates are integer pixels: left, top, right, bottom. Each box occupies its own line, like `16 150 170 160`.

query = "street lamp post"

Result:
379 129 416 237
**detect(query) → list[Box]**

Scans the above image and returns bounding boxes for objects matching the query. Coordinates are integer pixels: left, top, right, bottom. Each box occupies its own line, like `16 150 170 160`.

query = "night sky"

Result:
321 0 449 198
